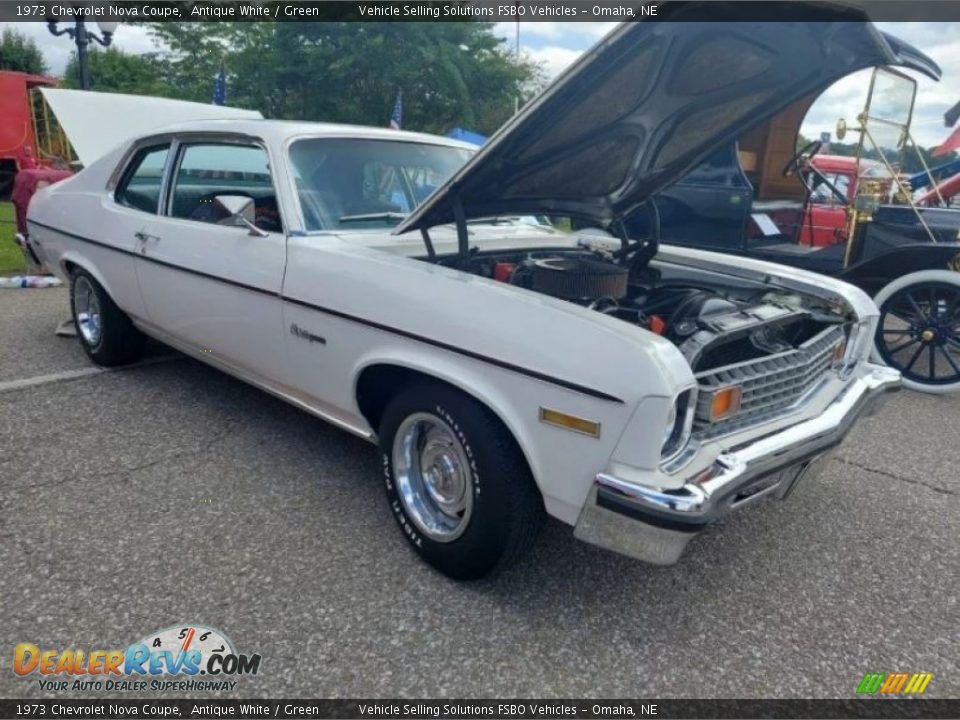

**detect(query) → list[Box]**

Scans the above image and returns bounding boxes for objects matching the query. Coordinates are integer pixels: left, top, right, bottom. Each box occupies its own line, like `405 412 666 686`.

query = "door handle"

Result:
134 231 161 254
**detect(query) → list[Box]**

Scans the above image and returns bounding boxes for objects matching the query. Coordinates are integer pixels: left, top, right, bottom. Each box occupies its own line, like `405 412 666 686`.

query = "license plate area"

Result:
729 455 823 508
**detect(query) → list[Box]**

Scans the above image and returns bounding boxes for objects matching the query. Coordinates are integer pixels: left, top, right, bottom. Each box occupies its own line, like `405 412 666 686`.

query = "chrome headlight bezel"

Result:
837 319 873 376
661 388 697 464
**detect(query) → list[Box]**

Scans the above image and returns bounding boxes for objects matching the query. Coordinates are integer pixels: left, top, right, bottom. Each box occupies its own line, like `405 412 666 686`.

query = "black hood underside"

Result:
397 1 940 236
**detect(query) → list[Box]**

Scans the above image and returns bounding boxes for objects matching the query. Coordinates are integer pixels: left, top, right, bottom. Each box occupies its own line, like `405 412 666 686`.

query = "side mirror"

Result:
213 195 268 237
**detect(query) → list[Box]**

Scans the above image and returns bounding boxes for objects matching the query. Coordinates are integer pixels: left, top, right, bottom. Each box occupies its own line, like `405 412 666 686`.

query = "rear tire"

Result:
70 268 145 367
379 382 544 580
872 270 960 394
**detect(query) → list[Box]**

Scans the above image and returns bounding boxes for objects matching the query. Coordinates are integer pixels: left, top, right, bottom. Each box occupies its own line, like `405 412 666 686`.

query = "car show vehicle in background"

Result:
798 154 885 247
29 8 904 579
638 55 960 393
0 70 75 198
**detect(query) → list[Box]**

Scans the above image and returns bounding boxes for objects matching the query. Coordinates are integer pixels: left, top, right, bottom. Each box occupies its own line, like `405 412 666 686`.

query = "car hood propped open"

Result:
396 1 940 236
40 88 263 166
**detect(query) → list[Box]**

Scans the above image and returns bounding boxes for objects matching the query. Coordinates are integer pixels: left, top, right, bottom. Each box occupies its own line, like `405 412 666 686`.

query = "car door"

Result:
134 137 288 382
98 142 173 322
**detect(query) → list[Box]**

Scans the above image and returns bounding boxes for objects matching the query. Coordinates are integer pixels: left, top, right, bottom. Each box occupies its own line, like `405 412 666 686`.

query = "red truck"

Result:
0 70 73 199
799 154 889 247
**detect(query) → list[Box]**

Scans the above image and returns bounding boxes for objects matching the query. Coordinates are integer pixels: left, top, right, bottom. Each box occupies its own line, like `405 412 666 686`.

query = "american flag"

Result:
389 88 402 130
212 64 227 106
934 126 960 158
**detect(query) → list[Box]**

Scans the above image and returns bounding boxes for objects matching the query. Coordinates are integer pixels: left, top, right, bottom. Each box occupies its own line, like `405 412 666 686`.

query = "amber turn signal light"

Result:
710 386 742 422
538 408 601 438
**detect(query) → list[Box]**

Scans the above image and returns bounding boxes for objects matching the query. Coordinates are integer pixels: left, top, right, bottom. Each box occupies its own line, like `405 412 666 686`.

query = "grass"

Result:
0 200 28 275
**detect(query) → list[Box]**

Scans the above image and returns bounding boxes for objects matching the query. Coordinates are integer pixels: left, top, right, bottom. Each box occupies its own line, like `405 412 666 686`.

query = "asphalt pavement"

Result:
1 288 957 699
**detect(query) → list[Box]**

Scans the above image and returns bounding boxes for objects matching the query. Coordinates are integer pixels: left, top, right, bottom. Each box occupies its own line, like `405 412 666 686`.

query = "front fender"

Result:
351 347 645 525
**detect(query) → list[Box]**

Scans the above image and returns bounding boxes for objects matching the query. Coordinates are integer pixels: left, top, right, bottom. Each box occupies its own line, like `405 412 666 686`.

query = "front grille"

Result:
693 325 846 439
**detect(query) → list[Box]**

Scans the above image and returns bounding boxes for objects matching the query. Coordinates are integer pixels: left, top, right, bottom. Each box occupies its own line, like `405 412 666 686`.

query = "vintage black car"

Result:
631 59 960 393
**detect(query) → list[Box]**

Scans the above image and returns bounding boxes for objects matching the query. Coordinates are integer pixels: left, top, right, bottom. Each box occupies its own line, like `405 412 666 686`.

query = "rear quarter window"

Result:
115 145 170 214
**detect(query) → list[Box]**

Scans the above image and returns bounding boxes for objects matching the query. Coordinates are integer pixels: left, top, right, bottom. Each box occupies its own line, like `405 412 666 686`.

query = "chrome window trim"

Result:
107 140 175 216
161 133 288 236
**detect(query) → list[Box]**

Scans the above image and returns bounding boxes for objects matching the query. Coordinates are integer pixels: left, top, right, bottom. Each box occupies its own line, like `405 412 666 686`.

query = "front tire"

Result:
70 268 145 367
379 383 544 580
872 270 960 394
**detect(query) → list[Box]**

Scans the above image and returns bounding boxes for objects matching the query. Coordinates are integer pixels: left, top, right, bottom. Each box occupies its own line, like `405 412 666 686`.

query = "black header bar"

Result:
2 699 960 719
4 1 960 23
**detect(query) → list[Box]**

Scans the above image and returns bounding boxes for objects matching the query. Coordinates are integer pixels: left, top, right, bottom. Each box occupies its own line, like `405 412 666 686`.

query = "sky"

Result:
4 19 957 147
491 20 959 148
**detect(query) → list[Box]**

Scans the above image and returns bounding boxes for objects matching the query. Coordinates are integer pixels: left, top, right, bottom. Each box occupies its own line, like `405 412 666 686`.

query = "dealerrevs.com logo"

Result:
856 672 934 696
13 624 261 693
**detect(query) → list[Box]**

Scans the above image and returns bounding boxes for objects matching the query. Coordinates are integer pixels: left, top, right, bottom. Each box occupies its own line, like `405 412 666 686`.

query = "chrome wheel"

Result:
73 275 102 347
392 412 473 542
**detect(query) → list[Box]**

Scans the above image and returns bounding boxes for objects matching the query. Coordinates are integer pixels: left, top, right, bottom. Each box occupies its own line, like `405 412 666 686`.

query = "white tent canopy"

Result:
39 89 263 166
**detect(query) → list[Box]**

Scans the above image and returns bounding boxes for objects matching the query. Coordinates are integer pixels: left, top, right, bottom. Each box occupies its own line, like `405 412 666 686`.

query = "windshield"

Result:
289 138 472 231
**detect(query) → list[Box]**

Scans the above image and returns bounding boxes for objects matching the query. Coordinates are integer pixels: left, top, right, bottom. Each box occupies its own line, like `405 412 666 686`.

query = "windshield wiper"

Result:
338 212 408 224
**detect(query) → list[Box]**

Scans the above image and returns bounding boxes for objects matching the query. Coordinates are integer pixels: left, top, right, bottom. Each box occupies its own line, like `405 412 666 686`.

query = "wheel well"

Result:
63 260 77 276
356 364 453 432
355 363 523 442
356 362 541 492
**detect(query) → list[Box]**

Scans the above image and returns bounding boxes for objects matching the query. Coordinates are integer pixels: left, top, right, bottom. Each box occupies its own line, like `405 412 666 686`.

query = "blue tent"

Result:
446 128 487 146
907 157 960 191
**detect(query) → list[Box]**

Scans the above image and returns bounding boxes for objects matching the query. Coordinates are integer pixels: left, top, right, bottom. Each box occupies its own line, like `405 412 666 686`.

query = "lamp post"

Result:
46 18 118 90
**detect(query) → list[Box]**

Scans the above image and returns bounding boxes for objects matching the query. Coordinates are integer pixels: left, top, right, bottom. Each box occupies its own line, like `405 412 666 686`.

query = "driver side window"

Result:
169 143 283 232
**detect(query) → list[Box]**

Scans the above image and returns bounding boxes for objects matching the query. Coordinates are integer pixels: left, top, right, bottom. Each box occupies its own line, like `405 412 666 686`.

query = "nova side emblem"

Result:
290 323 326 345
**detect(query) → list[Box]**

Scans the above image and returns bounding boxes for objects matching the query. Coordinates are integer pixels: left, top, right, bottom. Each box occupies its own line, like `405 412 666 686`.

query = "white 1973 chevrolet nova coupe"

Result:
29 11 906 579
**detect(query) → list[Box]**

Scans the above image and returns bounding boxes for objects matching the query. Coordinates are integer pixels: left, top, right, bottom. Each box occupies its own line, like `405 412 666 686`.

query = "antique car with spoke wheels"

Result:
873 272 960 387
633 54 960 392
29 5 906 579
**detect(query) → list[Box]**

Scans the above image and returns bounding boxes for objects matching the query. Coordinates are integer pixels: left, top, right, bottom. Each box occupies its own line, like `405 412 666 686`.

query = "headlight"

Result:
661 388 696 461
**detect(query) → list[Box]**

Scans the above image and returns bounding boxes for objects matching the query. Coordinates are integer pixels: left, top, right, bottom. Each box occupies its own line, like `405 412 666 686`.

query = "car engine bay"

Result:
438 247 849 373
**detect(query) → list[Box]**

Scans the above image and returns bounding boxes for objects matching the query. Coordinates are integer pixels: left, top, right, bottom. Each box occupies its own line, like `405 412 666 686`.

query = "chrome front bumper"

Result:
574 364 901 565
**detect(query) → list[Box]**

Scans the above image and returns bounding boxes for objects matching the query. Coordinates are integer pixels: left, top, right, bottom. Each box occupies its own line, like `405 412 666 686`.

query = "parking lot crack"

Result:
832 456 956 496
10 418 241 491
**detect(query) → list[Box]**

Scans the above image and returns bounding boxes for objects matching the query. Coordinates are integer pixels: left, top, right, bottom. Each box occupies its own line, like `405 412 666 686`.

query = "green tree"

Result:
896 144 946 175
830 142 858 157
62 47 174 96
146 21 542 134
0 27 48 75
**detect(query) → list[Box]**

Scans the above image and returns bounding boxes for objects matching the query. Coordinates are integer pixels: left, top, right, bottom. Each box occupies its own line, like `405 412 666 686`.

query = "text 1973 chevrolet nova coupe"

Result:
29 6 903 579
